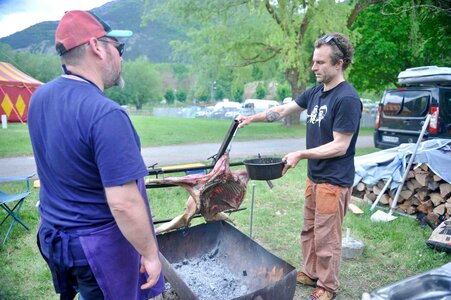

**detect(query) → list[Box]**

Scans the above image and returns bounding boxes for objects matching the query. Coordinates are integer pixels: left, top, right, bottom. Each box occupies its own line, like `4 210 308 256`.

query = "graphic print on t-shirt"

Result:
307 104 328 127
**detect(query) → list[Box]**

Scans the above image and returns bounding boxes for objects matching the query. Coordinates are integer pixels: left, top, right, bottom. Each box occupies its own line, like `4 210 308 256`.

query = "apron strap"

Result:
39 224 77 299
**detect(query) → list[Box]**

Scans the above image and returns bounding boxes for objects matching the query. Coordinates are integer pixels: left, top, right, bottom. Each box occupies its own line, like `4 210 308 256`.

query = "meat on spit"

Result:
146 153 249 234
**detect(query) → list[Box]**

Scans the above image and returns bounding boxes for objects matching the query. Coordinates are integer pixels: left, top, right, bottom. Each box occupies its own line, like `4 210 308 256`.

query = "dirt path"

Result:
0 136 374 178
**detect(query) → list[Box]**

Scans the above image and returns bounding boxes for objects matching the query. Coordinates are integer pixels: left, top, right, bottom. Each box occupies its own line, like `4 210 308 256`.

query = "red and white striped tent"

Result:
0 62 42 123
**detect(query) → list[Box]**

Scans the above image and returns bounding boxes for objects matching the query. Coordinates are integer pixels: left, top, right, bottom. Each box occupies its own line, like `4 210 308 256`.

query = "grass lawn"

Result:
0 115 375 158
0 148 449 300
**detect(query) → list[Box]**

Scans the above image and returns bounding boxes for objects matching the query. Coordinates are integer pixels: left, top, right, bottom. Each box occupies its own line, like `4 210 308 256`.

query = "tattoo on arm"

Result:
265 110 281 122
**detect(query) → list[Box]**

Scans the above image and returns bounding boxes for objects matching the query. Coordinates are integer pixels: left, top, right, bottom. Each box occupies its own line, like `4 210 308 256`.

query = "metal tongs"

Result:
209 119 240 164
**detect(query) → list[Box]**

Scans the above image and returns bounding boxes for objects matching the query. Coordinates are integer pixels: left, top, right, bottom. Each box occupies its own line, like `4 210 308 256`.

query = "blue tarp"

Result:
354 139 451 190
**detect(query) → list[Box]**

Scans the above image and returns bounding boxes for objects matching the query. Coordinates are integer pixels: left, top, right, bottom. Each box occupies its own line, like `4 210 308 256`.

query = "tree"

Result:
164 89 175 104
350 0 451 91
144 0 355 126
214 87 225 101
256 83 266 99
0 43 61 83
107 58 162 109
232 86 244 102
197 92 209 102
251 65 264 81
176 89 187 102
276 82 291 101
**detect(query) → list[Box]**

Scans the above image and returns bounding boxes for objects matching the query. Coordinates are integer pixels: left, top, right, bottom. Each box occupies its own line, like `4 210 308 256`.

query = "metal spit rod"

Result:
153 207 247 224
147 119 241 178
147 161 244 177
249 183 255 239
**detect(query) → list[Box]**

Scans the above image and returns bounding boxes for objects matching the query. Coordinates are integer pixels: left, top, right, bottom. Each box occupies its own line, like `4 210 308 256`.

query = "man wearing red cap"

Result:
28 10 164 300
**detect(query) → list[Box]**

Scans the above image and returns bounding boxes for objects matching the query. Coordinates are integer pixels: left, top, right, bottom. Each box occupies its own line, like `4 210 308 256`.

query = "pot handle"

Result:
266 180 274 189
266 159 286 189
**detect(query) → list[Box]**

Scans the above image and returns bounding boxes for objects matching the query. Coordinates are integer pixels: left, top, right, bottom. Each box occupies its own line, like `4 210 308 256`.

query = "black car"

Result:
374 66 451 149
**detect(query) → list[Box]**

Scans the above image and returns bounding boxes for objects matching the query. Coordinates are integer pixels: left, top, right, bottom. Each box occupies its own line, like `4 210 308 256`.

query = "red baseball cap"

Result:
55 10 133 56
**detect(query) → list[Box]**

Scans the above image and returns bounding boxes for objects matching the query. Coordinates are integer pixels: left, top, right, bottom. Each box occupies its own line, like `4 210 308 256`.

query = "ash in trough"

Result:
173 248 248 299
157 221 296 300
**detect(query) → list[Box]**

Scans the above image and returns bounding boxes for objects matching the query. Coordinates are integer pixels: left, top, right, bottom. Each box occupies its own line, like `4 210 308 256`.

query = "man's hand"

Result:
140 255 162 290
236 115 252 128
282 151 303 175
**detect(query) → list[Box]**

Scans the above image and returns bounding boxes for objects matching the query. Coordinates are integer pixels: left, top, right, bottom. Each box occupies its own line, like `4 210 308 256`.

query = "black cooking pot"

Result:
243 157 286 180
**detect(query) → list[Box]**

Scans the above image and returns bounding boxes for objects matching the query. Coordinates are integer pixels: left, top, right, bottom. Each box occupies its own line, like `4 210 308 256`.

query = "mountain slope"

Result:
0 0 186 63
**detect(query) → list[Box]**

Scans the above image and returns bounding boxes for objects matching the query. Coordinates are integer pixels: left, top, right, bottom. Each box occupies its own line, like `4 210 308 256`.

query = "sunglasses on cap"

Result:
98 37 125 57
320 35 345 56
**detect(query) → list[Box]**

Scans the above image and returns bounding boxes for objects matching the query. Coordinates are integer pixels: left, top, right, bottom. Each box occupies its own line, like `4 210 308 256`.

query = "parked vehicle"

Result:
224 108 241 119
240 99 280 115
177 106 202 118
195 106 215 118
374 66 451 149
209 100 242 119
211 107 240 119
213 100 242 111
361 98 378 113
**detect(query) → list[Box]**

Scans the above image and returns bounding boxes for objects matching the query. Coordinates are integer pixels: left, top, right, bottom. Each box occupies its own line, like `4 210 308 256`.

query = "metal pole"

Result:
250 183 255 239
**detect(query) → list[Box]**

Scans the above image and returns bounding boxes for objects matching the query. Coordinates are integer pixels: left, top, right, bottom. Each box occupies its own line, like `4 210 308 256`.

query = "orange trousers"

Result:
301 178 351 293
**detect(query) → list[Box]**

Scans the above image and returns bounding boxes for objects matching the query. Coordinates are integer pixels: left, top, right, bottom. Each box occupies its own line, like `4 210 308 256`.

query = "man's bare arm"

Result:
282 131 354 174
238 101 302 127
265 110 282 122
297 131 354 159
105 181 161 289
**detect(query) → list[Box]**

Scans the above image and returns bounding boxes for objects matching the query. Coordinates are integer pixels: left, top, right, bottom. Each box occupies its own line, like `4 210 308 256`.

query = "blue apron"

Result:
38 179 165 300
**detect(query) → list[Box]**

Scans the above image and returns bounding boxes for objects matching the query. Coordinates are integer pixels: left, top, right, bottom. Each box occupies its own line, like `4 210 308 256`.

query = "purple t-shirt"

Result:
29 76 165 298
28 76 148 229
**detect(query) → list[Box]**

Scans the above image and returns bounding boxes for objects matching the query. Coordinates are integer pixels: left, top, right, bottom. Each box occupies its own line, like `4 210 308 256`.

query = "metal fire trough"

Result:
157 221 296 300
150 120 295 299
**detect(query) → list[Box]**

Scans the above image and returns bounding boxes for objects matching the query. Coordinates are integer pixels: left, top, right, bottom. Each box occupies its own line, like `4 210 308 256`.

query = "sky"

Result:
0 0 112 38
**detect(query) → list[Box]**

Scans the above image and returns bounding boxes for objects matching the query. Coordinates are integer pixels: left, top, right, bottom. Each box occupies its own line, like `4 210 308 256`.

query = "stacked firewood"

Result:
353 164 451 219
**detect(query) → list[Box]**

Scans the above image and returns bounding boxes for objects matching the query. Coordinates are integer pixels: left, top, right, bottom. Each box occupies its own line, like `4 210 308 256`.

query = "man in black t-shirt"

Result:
237 32 362 300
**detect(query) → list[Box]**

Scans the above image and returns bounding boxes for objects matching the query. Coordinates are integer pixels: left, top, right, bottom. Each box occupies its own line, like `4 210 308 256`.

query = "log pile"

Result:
353 164 451 219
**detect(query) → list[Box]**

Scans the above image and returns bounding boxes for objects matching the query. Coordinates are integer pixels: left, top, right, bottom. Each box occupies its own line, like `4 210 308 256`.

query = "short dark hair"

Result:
60 43 88 65
315 32 354 71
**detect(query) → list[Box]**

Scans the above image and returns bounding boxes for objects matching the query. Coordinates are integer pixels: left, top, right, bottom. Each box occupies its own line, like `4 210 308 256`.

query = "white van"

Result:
213 100 242 111
240 99 280 115
211 100 242 119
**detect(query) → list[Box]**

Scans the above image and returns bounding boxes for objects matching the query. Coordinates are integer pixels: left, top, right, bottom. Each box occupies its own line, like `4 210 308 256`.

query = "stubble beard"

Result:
115 74 125 89
317 73 332 85
104 64 125 89
103 48 125 89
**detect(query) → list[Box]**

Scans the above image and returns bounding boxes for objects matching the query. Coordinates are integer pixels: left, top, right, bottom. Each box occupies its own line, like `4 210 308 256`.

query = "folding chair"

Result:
0 174 34 244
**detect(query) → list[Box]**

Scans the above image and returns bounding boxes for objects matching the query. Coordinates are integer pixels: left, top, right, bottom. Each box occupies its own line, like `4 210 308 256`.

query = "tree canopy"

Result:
349 0 451 92
106 58 162 109
144 0 449 117
144 0 355 124
1 0 449 118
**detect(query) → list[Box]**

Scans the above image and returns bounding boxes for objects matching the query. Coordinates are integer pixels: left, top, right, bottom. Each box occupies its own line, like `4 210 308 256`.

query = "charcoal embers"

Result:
173 248 249 299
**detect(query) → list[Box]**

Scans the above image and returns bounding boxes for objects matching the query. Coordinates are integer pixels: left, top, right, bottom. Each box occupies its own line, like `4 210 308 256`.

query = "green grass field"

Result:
0 115 375 158
0 148 449 300
2 116 446 300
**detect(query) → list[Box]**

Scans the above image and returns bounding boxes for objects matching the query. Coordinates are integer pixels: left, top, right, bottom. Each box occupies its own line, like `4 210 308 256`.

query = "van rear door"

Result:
377 89 430 146
440 88 451 136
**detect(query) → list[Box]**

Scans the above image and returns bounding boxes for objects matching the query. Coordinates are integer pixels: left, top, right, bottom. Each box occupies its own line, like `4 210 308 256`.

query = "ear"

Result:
88 37 104 59
335 59 344 69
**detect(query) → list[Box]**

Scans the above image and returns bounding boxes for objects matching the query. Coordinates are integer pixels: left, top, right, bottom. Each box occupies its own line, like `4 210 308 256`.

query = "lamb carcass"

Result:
146 153 249 234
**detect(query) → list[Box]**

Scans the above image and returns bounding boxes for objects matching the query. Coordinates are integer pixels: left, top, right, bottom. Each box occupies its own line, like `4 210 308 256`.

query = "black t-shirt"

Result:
295 81 362 187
